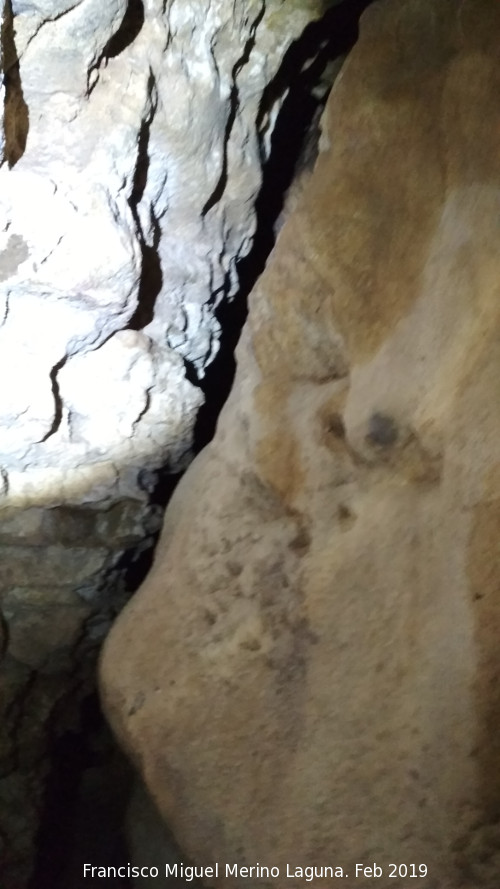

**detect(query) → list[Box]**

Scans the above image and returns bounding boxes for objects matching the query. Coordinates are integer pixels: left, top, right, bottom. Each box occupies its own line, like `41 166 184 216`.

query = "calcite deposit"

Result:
1 0 325 504
0 0 335 884
101 1 500 887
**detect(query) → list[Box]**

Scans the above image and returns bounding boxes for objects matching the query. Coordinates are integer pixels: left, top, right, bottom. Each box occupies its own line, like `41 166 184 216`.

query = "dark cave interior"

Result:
26 2 374 886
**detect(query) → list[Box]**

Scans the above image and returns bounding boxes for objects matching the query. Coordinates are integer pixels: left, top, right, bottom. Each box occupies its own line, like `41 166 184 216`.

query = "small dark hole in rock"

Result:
327 412 346 439
204 609 217 626
338 503 356 529
366 412 399 447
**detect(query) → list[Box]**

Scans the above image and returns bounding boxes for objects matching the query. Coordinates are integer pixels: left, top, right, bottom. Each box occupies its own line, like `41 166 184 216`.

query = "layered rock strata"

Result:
101 1 500 887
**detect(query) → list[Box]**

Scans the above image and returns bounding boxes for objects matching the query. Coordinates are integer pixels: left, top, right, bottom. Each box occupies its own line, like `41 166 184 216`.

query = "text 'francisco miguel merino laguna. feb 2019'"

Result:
83 861 429 881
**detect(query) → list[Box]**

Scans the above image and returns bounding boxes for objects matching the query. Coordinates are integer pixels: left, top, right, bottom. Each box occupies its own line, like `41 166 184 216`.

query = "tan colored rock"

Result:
1 3 354 885
101 1 500 886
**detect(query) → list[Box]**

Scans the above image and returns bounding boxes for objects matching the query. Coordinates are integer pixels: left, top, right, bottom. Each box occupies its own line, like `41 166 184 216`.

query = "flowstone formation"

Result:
101 1 500 887
0 0 338 884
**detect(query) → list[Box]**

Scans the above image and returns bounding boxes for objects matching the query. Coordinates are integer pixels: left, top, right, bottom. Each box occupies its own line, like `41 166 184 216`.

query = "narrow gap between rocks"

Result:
201 3 266 218
41 357 66 442
102 0 145 60
192 0 374 452
27 3 374 887
127 71 163 332
1 0 29 167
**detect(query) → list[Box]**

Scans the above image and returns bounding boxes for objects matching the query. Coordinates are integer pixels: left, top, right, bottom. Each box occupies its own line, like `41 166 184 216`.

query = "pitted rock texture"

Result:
101 1 500 887
0 0 329 508
0 2 336 885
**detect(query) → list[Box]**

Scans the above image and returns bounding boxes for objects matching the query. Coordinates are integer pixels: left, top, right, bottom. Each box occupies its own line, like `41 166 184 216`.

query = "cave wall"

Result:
0 0 336 884
101 1 500 887
0 0 327 499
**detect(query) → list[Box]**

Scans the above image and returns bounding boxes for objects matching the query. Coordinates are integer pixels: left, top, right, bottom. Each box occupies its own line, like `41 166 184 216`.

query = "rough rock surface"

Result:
0 0 334 885
0 0 324 503
0 497 164 886
101 1 500 887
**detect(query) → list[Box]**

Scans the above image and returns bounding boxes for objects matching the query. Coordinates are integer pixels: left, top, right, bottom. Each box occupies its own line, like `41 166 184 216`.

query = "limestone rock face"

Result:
101 1 500 886
0 0 333 884
1 0 324 504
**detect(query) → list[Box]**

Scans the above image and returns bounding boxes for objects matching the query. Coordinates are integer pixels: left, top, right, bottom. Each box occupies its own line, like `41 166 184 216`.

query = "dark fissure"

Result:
26 2 373 887
1 0 29 167
192 0 374 452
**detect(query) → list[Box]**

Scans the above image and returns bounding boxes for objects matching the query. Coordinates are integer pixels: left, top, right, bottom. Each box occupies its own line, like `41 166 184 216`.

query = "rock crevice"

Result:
101 1 500 887
0 0 359 885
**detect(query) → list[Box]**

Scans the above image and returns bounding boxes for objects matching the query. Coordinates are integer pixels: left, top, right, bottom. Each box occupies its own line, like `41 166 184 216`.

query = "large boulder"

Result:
101 1 500 886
